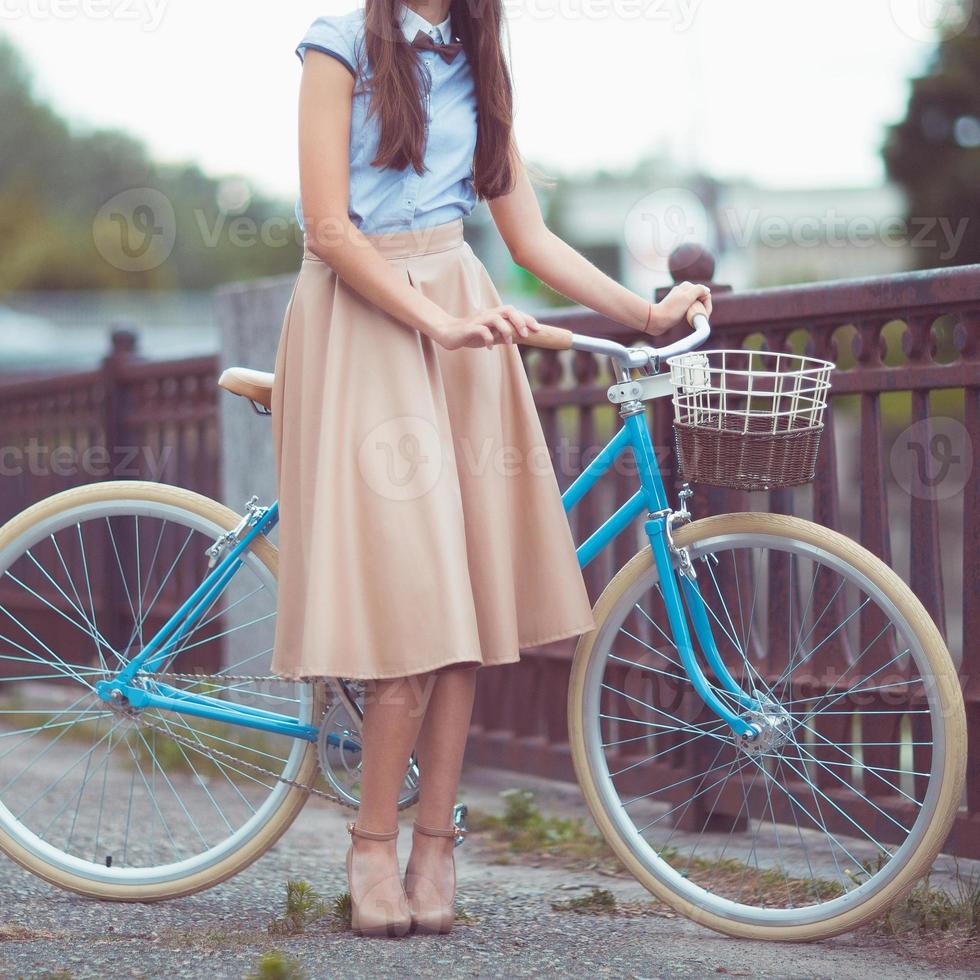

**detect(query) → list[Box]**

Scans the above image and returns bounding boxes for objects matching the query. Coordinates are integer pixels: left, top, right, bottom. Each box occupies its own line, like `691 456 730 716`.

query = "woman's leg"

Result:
358 674 433 831
405 665 478 927
413 665 478 826
349 674 434 931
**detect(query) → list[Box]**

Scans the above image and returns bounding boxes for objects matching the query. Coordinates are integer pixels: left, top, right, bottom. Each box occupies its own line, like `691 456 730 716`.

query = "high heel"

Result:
405 821 466 935
346 822 412 938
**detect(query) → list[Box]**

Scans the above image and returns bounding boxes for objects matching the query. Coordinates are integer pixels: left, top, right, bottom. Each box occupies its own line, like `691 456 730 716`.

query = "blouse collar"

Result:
398 3 453 45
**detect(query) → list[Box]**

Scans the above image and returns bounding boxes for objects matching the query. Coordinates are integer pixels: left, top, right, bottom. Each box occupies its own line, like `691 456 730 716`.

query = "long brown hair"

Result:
362 0 515 200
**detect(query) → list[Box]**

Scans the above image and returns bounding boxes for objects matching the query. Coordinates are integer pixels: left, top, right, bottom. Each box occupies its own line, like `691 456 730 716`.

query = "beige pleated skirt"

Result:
269 219 595 680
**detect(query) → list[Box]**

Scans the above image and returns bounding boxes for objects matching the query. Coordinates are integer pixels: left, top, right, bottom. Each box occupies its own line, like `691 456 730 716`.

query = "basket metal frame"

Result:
669 349 833 435
667 349 834 489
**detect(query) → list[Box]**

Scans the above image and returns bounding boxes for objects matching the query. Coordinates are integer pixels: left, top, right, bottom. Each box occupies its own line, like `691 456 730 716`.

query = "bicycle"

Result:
0 308 965 942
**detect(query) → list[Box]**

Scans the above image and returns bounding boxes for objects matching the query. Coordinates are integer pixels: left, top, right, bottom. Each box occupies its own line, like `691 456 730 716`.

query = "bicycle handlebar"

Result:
519 301 712 370
651 300 711 361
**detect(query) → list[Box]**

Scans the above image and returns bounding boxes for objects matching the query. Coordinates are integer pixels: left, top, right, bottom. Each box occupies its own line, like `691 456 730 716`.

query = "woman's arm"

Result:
299 54 536 350
488 150 712 336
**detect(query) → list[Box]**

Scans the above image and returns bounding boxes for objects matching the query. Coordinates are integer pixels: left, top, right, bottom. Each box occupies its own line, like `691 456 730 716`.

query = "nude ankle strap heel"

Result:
413 821 467 844
347 822 400 842
405 822 463 935
346 823 411 938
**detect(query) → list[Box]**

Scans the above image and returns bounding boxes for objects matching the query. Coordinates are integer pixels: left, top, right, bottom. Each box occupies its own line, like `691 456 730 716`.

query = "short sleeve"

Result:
296 15 357 77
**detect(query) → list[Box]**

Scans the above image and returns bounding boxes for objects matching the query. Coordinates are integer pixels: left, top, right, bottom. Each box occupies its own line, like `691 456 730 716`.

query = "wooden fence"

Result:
0 253 977 855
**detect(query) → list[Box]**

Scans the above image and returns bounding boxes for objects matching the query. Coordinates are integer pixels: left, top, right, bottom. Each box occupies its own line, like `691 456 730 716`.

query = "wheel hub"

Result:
738 698 794 756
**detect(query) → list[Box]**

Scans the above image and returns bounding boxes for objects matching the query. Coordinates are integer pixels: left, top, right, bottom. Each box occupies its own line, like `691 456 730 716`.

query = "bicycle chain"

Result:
128 671 357 809
147 672 297 685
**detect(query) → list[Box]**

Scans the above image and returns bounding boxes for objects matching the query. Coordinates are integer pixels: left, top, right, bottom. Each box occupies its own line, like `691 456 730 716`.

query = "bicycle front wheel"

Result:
0 482 327 901
569 513 965 941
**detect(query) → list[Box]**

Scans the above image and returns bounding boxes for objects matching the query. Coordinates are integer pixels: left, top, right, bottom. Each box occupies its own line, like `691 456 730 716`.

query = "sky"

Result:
0 0 956 201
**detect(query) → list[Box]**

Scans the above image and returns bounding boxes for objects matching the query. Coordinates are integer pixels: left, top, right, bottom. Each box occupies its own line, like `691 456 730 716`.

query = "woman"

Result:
270 0 712 938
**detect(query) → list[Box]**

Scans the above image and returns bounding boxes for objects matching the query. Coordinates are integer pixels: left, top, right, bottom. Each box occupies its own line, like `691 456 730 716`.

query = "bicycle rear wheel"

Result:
0 482 327 901
569 513 965 941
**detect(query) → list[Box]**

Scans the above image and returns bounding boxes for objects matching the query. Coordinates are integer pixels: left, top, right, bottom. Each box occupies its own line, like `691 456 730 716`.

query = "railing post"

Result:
658 244 740 508
101 327 139 481
100 327 138 652
956 312 980 826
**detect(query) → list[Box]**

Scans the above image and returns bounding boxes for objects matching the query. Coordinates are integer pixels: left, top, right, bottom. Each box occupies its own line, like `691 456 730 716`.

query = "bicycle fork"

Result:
644 510 762 739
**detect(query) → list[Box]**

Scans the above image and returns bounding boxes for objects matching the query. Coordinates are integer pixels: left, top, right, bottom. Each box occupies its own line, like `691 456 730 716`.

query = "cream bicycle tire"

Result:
568 513 966 941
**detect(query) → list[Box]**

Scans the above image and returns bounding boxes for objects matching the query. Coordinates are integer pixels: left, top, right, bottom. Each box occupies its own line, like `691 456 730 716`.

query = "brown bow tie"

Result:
411 29 463 63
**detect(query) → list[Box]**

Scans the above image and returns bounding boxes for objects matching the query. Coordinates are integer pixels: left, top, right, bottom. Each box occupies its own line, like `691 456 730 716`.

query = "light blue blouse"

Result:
294 5 479 235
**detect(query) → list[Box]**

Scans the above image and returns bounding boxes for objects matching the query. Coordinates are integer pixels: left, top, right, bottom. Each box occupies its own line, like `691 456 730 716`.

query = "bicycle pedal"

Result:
452 803 468 847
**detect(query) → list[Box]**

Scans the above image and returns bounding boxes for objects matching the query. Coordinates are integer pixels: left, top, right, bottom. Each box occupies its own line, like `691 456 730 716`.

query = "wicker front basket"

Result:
673 417 824 491
668 349 833 492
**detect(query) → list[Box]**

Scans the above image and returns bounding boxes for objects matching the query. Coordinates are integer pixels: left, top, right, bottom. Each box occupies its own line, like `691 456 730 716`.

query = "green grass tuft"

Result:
267 880 328 936
329 891 353 931
876 866 980 940
468 789 614 867
247 949 307 980
551 887 618 915
454 905 478 925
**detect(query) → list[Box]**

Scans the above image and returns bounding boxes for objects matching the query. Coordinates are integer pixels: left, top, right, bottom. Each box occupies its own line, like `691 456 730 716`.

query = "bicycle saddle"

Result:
218 367 274 411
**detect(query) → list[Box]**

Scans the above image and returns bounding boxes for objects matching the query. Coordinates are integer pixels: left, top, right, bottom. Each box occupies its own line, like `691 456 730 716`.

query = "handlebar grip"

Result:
647 306 712 362
517 324 574 351
686 300 709 327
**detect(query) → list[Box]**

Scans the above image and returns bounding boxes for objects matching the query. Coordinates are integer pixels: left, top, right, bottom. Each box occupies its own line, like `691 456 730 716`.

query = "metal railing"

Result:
1 253 977 855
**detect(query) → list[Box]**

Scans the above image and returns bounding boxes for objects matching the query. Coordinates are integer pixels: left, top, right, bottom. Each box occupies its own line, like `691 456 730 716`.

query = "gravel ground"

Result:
0 765 974 980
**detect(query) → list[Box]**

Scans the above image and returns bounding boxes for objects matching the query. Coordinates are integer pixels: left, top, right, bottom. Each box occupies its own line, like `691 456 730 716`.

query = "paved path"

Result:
0 766 973 979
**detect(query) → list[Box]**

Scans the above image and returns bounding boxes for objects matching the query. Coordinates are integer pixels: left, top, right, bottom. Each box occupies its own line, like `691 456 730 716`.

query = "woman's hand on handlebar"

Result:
434 305 543 351
646 282 713 337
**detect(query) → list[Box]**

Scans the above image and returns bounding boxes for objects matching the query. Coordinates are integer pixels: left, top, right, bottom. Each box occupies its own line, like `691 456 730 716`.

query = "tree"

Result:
884 3 980 268
0 37 301 293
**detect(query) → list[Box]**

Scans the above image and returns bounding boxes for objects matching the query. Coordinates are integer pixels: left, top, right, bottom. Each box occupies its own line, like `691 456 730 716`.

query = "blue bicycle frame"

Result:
561 407 759 737
95 365 762 742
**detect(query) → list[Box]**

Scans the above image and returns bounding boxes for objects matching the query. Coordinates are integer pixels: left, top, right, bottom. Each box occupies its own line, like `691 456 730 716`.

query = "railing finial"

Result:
109 326 138 358
669 243 715 284
656 244 731 301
